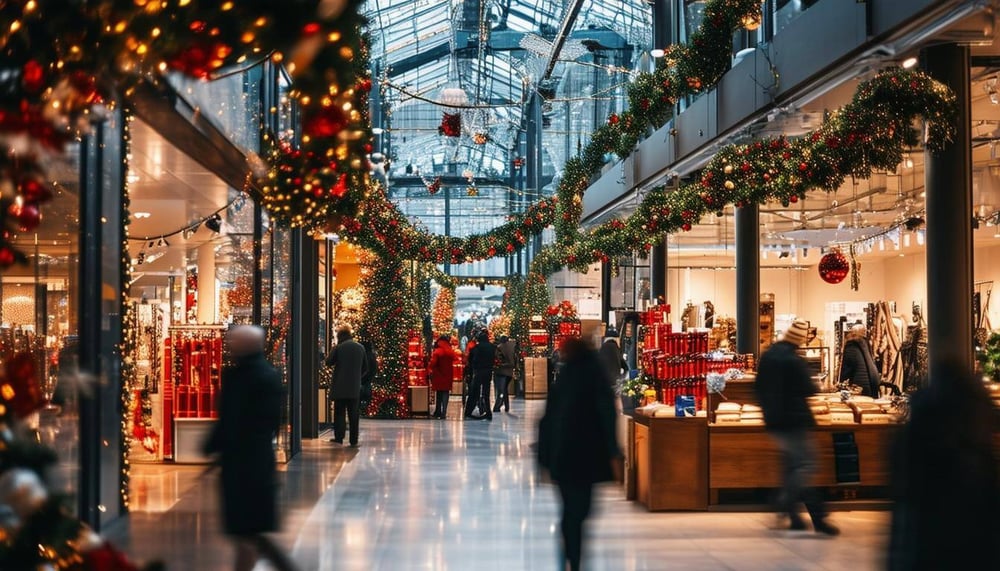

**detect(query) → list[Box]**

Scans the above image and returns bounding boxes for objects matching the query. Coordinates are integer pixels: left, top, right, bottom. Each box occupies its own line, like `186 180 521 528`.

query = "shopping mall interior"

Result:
1 0 999 569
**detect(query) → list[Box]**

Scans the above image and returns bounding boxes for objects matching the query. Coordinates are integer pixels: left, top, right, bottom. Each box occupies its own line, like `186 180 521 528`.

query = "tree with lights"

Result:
431 287 456 338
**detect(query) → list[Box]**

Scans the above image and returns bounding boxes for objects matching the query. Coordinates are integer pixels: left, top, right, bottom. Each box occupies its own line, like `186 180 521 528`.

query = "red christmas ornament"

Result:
3 352 42 418
13 202 41 231
330 173 349 198
681 223 692 231
303 106 348 140
22 60 45 93
818 251 850 284
438 113 461 137
0 247 14 267
19 178 52 202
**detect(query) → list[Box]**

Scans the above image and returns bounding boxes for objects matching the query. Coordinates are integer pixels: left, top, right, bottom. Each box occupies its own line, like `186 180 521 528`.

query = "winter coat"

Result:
840 338 880 397
754 341 816 433
599 339 627 383
537 347 621 484
325 339 369 400
495 340 516 377
469 339 496 371
429 339 456 391
204 352 284 536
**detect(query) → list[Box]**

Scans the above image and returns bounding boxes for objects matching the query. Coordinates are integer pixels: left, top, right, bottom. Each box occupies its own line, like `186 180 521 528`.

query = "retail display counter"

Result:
625 412 897 512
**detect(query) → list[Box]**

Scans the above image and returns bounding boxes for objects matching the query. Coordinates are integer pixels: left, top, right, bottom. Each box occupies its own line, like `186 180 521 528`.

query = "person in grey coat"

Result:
325 327 368 447
493 335 516 412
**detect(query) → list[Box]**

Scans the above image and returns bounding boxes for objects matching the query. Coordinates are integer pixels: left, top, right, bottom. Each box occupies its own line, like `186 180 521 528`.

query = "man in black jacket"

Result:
464 330 495 420
325 327 368 447
755 319 839 536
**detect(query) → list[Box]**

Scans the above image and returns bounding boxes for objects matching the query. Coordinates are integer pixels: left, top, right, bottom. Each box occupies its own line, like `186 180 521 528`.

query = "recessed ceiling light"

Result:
133 212 151 219
902 57 918 69
650 48 665 58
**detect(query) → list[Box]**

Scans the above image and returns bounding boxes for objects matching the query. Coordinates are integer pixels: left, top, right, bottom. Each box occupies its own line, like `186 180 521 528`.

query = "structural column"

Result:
923 44 974 373
196 242 217 324
650 239 667 303
735 205 760 356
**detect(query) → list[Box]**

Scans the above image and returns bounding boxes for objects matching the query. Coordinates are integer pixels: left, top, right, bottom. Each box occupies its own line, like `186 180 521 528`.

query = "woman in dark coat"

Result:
598 337 627 385
429 336 455 419
839 324 880 397
538 337 622 571
888 362 999 570
204 326 293 571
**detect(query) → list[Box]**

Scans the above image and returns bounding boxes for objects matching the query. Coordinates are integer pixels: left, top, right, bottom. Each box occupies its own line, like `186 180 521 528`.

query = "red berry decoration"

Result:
681 223 692 231
22 60 46 93
818 250 850 284
608 113 619 125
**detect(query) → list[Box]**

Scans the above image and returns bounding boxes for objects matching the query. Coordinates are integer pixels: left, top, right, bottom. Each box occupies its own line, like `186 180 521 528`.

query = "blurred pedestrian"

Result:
599 337 627 386
755 319 839 536
888 362 999 570
325 327 368 447
430 336 456 419
537 337 622 571
493 335 516 413
839 324 880 397
464 330 495 420
204 325 296 571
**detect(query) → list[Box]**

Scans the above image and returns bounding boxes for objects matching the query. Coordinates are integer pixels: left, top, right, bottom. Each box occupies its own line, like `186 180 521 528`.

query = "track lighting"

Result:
205 214 223 233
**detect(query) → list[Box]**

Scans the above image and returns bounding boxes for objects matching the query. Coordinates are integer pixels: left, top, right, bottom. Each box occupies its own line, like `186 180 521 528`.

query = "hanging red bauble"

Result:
438 113 461 137
0 247 15 267
19 178 52 202
303 106 348 140
818 250 850 284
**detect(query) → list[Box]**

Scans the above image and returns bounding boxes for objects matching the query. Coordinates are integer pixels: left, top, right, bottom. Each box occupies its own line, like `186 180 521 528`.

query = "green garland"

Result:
530 68 957 275
337 0 763 260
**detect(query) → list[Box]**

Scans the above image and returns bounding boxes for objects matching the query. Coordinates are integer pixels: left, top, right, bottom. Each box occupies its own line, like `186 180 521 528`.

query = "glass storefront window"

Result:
774 0 821 35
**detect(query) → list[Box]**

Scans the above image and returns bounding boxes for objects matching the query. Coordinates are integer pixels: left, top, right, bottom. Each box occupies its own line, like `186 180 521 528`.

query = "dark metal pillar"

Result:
651 0 673 50
526 92 543 267
601 262 612 323
650 240 667 303
735 205 760 356
291 230 319 443
923 44 974 373
78 126 103 528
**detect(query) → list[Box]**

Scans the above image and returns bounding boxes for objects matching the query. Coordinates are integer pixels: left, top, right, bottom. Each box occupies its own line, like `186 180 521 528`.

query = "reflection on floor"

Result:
114 399 890 570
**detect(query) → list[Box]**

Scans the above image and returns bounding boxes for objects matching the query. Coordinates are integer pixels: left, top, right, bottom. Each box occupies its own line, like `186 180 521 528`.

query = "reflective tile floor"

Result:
113 400 890 570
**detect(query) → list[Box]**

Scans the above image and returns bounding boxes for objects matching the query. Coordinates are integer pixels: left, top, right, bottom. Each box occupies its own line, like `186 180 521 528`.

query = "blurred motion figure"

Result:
204 325 296 571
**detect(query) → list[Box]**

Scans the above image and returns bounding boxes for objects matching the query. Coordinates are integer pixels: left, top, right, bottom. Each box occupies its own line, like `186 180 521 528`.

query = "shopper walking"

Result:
839 324 881 397
888 362 999 570
755 319 839 536
463 330 495 420
599 336 627 386
429 336 456 419
325 326 368 447
204 325 297 571
538 337 621 571
493 335 516 412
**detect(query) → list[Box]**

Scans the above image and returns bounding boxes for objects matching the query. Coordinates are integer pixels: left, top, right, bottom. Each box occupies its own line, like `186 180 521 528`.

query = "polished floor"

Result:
115 400 891 570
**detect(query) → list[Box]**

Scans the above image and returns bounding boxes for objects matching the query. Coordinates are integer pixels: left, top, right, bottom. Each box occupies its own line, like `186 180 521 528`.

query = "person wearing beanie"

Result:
754 318 839 537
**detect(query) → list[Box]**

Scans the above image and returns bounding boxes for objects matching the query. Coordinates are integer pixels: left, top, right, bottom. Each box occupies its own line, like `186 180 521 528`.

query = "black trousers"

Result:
558 482 594 571
463 369 492 417
333 398 360 445
434 390 450 417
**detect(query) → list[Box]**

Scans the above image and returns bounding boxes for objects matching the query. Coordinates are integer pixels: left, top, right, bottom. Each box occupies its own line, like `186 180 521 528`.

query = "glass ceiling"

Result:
365 0 652 275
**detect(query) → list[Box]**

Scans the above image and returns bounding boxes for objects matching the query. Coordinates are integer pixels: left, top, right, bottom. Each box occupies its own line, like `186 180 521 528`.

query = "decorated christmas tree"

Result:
431 287 456 338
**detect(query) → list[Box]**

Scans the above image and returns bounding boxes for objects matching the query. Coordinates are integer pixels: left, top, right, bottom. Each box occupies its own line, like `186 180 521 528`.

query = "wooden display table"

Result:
708 424 895 501
626 411 898 511
631 414 708 511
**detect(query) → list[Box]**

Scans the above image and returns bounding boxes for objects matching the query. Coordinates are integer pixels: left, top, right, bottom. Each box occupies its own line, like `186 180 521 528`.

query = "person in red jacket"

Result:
429 336 456 419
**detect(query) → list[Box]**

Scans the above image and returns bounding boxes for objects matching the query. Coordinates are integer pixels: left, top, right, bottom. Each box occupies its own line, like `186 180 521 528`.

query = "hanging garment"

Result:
900 325 929 392
871 302 904 390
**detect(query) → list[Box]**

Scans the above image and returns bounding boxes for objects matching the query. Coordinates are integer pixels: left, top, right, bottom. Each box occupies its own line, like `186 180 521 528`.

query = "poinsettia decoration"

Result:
438 113 461 137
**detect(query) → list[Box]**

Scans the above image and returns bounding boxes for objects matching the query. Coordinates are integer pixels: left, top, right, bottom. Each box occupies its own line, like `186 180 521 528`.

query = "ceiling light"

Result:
650 48 665 58
901 57 918 69
371 127 384 135
127 173 141 184
133 211 151 219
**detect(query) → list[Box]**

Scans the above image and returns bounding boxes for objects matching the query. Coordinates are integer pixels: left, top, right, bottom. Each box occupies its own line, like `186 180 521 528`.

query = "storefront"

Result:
18 61 322 531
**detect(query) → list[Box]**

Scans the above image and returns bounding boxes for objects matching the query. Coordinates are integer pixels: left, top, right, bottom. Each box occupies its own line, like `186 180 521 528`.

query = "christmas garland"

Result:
530 67 957 275
335 0 763 262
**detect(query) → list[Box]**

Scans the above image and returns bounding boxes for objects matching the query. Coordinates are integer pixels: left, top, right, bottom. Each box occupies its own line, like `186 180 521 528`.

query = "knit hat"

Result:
781 319 810 347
